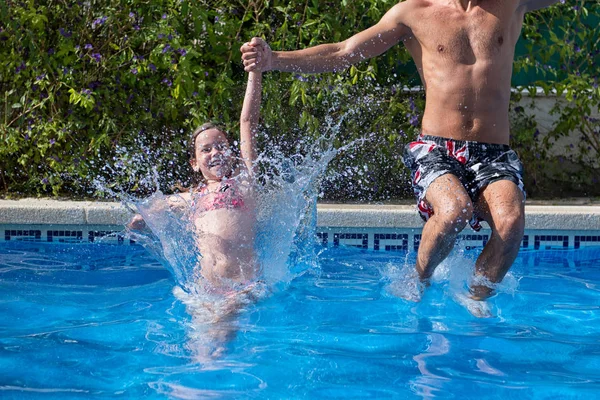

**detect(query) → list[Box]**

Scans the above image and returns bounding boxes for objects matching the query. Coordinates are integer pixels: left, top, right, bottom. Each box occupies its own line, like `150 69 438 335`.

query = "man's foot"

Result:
454 292 493 318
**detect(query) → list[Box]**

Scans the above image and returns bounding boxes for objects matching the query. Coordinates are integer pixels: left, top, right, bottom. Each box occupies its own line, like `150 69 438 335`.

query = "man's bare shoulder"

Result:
377 0 432 32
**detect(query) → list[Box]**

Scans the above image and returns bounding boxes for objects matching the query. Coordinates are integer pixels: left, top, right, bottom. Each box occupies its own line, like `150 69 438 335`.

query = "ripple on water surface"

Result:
0 242 599 398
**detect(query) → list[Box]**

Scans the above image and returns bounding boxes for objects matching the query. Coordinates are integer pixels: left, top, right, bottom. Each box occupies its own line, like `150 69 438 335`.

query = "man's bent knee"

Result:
493 208 525 244
431 197 473 233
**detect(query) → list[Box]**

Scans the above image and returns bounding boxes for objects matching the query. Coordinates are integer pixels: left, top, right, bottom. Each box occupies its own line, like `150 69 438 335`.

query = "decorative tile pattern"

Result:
48 230 83 243
534 235 569 250
333 233 368 249
2 226 600 252
574 235 600 249
4 229 42 242
88 230 124 244
316 232 328 247
374 233 408 251
456 234 489 250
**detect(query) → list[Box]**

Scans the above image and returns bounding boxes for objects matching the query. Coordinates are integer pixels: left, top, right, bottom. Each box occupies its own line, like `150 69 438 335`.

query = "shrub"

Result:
0 0 597 199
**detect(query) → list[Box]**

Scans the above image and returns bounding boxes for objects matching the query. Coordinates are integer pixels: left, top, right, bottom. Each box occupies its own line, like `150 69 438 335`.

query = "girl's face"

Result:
190 129 234 182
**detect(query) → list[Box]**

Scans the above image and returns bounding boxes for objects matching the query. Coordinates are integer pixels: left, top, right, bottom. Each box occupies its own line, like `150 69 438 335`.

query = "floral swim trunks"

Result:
402 134 526 231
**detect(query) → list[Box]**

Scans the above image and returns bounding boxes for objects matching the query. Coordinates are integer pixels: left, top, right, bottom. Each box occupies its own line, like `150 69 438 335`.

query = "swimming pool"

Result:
1 241 599 398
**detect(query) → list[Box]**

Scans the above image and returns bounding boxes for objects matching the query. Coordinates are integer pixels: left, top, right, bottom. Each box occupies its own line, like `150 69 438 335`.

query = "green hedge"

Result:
0 0 598 199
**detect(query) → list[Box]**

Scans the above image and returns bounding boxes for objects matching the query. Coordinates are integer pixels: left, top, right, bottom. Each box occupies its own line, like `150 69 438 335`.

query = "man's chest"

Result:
407 5 517 62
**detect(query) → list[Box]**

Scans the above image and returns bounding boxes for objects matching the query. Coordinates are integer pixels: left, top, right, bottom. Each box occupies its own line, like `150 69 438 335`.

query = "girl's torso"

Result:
190 180 258 286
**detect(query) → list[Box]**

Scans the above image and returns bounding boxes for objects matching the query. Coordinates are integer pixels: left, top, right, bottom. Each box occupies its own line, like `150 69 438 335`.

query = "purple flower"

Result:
162 78 172 87
84 43 93 50
47 48 55 55
134 25 140 31
41 178 49 185
131 68 138 75
149 63 157 72
215 16 220 22
36 73 46 81
15 62 26 73
409 115 420 127
177 48 187 56
91 53 102 62
49 139 56 145
162 14 167 19
92 16 108 29
129 12 135 18
158 34 165 39
162 44 171 53
192 91 198 97
204 71 209 77
59 28 72 38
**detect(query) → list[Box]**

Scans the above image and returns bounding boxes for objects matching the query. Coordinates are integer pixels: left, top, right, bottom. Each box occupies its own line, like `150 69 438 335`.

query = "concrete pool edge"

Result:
2 199 599 250
0 199 599 230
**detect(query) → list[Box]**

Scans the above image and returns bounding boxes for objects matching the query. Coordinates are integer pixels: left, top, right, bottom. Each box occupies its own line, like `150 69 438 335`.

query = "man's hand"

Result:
240 37 272 72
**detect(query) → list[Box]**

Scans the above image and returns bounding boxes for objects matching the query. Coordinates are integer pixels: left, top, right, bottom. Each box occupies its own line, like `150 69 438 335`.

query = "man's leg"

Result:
417 174 474 281
471 180 525 300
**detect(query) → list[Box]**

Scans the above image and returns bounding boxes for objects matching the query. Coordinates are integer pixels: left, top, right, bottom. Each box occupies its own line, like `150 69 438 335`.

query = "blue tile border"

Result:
2 225 600 251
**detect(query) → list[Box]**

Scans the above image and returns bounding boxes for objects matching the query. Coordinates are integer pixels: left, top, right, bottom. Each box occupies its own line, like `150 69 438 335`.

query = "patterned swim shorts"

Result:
402 134 525 231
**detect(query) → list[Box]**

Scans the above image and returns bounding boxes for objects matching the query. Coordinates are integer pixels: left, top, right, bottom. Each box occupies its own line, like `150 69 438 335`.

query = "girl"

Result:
128 69 263 292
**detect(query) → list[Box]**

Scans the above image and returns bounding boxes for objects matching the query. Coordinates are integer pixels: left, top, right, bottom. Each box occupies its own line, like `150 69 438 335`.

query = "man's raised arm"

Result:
241 3 410 74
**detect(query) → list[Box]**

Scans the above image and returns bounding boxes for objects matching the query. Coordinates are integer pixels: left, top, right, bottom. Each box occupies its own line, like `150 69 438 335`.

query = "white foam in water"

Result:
382 245 519 318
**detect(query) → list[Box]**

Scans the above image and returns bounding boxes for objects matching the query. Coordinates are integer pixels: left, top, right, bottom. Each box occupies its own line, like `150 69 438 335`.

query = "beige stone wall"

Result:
516 92 600 167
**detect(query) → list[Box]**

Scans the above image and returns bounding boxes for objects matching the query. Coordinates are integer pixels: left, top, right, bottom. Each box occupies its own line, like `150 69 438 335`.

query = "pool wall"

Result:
1 199 599 251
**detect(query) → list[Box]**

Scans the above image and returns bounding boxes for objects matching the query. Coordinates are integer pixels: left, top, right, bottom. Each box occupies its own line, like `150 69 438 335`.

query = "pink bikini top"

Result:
191 179 245 212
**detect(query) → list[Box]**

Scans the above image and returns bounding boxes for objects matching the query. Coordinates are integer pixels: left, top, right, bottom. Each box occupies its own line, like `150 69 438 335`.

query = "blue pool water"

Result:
1 241 599 399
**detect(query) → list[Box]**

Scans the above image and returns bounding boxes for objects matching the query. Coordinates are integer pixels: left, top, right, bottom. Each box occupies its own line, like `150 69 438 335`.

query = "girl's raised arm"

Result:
239 70 262 177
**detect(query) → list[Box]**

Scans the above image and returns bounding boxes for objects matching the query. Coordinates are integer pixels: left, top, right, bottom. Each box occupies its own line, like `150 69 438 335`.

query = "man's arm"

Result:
239 71 261 176
241 3 410 73
519 0 560 12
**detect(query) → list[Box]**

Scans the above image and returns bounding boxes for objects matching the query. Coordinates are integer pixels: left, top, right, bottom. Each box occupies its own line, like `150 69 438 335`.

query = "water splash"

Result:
111 131 362 296
381 244 519 317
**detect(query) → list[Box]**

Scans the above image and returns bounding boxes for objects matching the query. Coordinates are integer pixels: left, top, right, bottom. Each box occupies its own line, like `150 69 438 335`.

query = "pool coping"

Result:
0 198 599 230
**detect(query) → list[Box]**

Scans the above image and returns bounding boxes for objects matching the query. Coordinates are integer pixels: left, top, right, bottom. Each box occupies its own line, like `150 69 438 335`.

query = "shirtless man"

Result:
240 0 560 307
